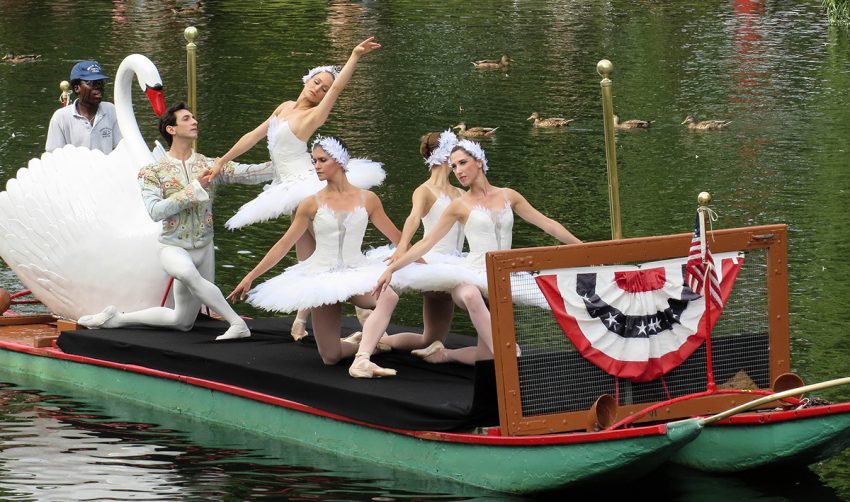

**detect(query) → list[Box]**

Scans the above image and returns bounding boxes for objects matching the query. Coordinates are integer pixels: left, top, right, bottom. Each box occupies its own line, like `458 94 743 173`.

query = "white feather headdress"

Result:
456 139 489 172
425 129 458 168
312 136 351 169
302 65 340 83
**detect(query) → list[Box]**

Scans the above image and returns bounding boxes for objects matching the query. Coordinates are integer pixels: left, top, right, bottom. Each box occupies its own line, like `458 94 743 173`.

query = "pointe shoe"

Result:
215 322 251 341
342 331 362 344
291 318 309 341
411 341 445 359
343 331 392 353
355 306 372 326
348 353 397 379
78 305 118 329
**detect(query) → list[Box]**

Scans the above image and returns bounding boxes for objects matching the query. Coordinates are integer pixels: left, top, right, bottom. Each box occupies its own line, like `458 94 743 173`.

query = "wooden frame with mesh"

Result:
486 224 789 436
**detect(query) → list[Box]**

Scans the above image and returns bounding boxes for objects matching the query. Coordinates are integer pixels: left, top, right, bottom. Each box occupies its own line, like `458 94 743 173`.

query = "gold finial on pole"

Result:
59 80 71 106
597 59 622 240
184 26 198 149
698 191 712 206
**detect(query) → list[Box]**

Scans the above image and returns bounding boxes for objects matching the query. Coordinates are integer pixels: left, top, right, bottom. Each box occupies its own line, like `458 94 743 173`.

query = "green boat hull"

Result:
0 346 702 493
671 408 850 472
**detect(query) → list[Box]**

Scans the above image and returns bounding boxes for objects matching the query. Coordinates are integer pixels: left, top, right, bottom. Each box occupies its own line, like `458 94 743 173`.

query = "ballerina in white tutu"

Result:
228 137 401 379
209 36 383 341
373 140 582 365
370 130 465 352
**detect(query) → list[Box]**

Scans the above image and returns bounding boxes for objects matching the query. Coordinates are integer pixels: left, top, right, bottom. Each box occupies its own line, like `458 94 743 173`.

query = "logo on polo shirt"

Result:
101 129 112 138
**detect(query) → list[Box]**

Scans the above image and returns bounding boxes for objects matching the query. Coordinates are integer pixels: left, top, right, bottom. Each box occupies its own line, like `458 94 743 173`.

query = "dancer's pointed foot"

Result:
348 353 397 379
354 306 372 326
342 331 392 354
78 305 118 329
411 341 448 364
291 318 309 341
342 331 362 345
216 322 251 341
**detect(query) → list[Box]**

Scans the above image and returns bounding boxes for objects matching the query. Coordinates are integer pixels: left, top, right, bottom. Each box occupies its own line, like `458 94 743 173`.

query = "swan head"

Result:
116 54 167 117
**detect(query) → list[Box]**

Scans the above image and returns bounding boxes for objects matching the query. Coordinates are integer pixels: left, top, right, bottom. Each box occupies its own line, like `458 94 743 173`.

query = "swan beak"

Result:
146 85 166 116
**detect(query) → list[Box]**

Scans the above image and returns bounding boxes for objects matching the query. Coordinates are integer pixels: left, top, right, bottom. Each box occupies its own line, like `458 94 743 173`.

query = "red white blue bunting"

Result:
534 252 744 382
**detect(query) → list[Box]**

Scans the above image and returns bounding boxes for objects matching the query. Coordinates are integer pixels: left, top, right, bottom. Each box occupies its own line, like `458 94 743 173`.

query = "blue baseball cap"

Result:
70 60 109 81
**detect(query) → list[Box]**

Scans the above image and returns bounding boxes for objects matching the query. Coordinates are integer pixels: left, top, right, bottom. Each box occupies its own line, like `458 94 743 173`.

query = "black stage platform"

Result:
57 316 498 431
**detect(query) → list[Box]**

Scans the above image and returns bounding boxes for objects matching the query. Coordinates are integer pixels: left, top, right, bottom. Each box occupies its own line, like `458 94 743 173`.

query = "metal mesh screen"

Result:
509 249 771 417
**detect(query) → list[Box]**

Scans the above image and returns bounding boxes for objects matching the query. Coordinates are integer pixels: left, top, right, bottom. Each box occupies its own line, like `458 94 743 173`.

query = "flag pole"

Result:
699 191 717 391
597 59 622 240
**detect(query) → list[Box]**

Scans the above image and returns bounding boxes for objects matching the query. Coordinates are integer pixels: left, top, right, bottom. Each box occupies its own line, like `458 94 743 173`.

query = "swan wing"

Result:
0 145 169 319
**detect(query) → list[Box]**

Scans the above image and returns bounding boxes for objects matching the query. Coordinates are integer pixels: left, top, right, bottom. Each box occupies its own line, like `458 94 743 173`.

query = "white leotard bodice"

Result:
301 193 369 272
421 187 464 256
267 115 312 181
463 194 513 270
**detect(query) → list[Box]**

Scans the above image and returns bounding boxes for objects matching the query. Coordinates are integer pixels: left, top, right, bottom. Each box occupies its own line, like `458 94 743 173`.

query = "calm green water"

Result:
1 0 849 499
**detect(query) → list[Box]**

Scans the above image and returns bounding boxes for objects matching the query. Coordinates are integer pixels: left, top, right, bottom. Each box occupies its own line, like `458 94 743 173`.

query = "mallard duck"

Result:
472 55 511 70
682 114 732 130
613 114 653 129
2 53 40 64
171 0 204 15
527 112 574 128
453 123 498 138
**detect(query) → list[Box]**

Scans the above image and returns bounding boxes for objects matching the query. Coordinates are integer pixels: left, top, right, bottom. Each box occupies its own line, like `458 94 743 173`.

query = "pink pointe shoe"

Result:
342 331 391 353
411 341 445 359
291 318 309 341
349 353 397 379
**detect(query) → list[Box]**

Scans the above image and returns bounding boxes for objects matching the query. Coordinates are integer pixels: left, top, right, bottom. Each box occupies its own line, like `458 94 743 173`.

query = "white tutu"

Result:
247 259 386 312
225 159 385 229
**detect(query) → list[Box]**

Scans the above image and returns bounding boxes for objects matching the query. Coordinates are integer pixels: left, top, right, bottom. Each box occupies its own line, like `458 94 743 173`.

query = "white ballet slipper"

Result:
78 305 118 329
215 322 251 341
291 318 309 341
411 340 445 359
348 353 397 379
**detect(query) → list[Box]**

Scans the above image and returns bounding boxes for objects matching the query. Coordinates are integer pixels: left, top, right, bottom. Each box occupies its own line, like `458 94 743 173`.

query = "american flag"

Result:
685 211 722 308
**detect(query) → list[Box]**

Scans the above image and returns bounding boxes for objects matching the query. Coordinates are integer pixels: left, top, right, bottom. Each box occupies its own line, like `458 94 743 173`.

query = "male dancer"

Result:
78 102 274 340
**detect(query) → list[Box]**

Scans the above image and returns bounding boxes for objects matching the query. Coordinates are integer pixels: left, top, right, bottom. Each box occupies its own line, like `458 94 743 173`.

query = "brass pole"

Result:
597 59 622 240
59 80 71 106
184 26 198 149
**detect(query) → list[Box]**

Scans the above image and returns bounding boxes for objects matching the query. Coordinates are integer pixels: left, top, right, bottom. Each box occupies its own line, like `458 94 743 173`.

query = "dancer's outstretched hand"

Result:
372 269 393 298
206 158 226 182
228 276 254 303
353 37 381 57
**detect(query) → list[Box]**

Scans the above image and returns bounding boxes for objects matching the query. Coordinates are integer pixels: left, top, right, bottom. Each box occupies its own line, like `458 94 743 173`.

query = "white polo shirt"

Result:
45 100 123 154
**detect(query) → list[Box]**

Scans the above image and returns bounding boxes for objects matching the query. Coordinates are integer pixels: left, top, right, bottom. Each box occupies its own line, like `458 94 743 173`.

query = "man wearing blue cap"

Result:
46 60 123 153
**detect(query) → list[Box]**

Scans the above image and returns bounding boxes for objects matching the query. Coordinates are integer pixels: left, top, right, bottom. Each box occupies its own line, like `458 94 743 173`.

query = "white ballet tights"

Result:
105 243 244 330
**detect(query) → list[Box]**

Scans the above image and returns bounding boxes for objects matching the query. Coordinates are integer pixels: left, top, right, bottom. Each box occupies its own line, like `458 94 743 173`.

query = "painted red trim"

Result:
0 337 670 446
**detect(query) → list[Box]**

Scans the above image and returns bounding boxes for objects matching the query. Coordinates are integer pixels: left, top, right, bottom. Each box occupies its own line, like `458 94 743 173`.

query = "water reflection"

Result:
0 380 495 501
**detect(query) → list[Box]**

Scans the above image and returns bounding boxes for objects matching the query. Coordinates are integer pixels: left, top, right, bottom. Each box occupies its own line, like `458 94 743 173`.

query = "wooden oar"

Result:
702 376 850 425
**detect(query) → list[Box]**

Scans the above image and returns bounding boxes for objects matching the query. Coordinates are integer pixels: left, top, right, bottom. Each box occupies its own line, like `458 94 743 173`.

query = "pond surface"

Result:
1 0 849 499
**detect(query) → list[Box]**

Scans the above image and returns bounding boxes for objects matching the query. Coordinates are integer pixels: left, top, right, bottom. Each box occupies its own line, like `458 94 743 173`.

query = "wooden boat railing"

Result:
486 224 790 436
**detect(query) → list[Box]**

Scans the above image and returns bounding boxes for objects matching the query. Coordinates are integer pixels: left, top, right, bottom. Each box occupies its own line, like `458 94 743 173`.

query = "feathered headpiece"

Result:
312 136 350 170
456 139 489 172
302 65 340 83
425 129 458 168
